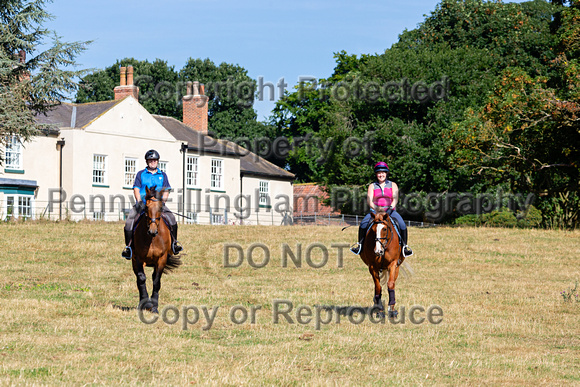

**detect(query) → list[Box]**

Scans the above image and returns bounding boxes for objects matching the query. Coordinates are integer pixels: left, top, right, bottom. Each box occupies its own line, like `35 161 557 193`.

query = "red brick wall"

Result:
114 85 139 101
183 95 208 133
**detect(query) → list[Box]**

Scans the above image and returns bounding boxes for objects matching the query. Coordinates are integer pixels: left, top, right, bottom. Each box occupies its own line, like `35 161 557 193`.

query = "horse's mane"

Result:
145 186 164 201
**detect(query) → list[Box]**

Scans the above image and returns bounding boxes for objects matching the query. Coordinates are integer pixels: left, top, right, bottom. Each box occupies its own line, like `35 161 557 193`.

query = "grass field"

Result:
0 221 579 385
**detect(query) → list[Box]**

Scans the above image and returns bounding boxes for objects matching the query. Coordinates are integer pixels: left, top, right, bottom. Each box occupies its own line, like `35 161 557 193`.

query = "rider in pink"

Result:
350 161 413 257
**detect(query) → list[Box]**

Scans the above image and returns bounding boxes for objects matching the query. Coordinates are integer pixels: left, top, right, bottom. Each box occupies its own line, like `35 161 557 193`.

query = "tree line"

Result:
2 0 578 227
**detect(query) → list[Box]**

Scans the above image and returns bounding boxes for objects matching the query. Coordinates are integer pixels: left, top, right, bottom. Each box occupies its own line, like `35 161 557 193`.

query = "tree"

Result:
76 57 272 142
178 58 269 140
76 58 180 119
0 0 90 161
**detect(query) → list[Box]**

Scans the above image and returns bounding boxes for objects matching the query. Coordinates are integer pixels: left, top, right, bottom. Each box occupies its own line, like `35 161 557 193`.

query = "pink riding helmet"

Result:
374 161 390 174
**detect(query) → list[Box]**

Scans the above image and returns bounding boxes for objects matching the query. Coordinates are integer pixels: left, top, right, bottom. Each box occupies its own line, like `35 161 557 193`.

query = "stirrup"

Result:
172 241 183 255
122 246 132 260
350 242 362 255
402 245 413 258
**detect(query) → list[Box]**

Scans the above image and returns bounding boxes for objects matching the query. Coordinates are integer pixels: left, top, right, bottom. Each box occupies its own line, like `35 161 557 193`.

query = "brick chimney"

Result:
18 50 30 82
182 81 208 133
114 65 139 100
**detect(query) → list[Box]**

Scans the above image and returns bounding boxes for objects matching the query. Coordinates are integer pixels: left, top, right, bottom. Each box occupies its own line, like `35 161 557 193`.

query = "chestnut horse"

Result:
359 211 408 318
132 186 181 313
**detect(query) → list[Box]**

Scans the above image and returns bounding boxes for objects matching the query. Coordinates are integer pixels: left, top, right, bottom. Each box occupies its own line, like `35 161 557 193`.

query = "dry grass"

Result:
0 221 579 385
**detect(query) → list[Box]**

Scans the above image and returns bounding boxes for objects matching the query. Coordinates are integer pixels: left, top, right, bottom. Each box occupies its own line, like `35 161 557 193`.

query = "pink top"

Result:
373 181 393 209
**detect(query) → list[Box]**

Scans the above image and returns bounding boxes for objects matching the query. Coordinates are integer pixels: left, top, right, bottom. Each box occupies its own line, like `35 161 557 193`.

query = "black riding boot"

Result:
350 225 367 255
121 229 133 260
401 228 413 257
170 224 183 255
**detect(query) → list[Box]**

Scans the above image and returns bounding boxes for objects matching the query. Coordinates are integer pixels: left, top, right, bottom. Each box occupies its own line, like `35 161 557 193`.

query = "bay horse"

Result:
132 186 182 313
359 211 408 318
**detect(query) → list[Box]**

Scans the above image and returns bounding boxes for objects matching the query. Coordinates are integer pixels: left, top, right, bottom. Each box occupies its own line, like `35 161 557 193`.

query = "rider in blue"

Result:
121 149 182 259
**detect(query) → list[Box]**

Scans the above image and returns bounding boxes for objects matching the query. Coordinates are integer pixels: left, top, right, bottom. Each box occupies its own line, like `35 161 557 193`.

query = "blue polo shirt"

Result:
133 168 171 202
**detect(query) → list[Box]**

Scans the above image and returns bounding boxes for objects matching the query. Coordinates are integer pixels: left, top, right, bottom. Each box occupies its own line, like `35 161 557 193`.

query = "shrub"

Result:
517 205 543 228
484 209 517 228
455 214 483 226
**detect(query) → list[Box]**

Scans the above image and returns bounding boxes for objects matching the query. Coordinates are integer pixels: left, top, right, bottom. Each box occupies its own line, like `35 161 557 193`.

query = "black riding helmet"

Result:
145 149 160 160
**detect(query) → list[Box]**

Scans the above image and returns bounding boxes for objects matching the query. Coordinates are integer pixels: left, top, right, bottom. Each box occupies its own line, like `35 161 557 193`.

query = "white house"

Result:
0 65 295 225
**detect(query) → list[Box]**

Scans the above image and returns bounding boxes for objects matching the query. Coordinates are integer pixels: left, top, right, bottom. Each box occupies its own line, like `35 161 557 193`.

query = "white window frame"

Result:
5 135 23 170
92 211 105 221
186 211 198 225
186 156 199 188
211 213 224 225
259 180 270 205
158 161 167 173
92 154 107 185
124 157 137 188
4 194 33 220
211 159 223 190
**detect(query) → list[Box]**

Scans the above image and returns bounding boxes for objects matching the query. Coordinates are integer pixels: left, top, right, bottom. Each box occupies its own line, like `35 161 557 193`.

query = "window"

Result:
186 211 198 225
93 211 105 221
186 156 198 187
5 135 23 170
158 161 167 173
211 214 224 225
259 181 269 205
93 155 107 185
4 194 33 219
124 158 137 187
211 159 223 189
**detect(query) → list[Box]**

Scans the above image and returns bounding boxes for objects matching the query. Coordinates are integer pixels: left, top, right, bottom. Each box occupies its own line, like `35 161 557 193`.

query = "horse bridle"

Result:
145 197 162 226
371 219 393 253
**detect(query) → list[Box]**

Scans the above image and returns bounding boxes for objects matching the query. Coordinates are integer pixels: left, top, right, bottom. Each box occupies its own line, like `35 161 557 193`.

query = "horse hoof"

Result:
388 310 398 318
376 311 386 319
150 306 159 314
138 300 153 311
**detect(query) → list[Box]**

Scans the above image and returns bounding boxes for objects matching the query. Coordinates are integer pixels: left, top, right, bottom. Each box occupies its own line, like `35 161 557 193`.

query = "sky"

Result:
43 0 528 121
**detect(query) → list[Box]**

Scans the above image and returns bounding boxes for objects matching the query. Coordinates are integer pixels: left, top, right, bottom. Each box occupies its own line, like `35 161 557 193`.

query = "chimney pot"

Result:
182 80 208 133
114 66 139 101
127 65 134 86
120 67 127 86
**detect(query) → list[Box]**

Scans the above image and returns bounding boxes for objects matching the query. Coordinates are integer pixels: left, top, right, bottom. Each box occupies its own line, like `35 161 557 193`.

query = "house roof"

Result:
34 98 294 181
152 115 294 181
35 100 121 129
152 115 236 156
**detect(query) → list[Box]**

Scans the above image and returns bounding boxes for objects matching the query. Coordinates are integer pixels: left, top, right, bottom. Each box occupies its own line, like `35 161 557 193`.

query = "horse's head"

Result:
145 186 165 237
371 211 389 256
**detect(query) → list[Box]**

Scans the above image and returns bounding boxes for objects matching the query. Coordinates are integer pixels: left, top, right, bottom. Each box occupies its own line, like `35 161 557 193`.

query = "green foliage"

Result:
455 205 542 228
76 57 272 142
560 280 579 303
270 0 579 228
77 58 180 119
535 191 580 229
482 209 517 228
179 58 271 140
517 205 543 228
0 0 90 157
455 214 483 226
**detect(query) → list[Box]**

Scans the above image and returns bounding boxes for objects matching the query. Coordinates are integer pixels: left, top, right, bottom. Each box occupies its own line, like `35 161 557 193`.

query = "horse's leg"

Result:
150 258 166 314
386 262 400 318
132 259 150 310
368 266 385 318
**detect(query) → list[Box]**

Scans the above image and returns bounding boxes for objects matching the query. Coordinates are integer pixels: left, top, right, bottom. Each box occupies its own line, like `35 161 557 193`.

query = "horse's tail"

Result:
380 260 414 285
163 254 183 274
399 260 414 279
